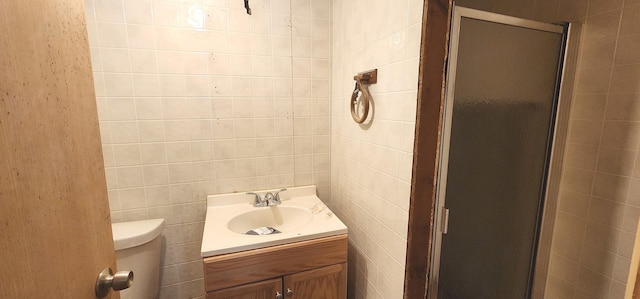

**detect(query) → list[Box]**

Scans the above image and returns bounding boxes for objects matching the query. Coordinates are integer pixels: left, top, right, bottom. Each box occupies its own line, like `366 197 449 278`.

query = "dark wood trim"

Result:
403 0 453 298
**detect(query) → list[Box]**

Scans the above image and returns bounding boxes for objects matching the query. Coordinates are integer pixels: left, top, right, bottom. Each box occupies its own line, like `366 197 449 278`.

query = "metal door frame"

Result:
428 6 567 298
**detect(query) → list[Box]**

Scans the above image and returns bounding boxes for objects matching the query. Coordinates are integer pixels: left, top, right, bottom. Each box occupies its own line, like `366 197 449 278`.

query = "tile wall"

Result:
330 0 424 298
546 1 640 298
84 0 331 298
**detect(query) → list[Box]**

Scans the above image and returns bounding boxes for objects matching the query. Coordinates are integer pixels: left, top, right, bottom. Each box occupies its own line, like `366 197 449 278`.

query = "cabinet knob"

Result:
286 288 294 296
276 292 283 299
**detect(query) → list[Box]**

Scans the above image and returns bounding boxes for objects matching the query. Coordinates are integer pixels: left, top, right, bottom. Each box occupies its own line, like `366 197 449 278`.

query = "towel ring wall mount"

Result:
350 69 377 124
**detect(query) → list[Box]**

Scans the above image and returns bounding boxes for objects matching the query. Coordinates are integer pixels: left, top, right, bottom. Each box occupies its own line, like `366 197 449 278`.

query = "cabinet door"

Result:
207 278 283 299
284 263 347 299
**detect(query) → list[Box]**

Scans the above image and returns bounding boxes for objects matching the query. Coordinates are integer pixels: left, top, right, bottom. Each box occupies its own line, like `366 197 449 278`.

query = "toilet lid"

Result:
111 219 165 250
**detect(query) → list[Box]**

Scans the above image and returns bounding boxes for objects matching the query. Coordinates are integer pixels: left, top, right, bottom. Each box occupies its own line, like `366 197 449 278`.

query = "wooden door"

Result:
206 278 283 299
0 0 118 298
283 264 347 299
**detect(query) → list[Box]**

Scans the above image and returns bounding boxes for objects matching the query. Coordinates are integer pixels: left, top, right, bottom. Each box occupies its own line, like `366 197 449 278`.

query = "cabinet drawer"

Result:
205 278 283 299
203 234 348 292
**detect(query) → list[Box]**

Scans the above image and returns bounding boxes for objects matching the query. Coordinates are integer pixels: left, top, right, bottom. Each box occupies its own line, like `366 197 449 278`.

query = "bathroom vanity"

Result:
203 234 347 298
201 186 348 299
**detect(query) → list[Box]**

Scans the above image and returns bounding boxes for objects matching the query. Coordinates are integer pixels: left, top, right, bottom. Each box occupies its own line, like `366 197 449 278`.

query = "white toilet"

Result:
111 219 165 299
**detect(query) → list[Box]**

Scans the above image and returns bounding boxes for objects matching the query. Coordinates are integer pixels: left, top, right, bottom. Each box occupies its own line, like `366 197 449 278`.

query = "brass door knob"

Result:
286 288 294 296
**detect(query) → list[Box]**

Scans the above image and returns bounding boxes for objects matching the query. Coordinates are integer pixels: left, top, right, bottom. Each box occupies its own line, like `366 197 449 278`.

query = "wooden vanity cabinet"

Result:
203 234 347 299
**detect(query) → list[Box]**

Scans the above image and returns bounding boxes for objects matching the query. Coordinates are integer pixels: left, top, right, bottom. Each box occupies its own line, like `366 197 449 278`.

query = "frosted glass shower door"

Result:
430 7 567 299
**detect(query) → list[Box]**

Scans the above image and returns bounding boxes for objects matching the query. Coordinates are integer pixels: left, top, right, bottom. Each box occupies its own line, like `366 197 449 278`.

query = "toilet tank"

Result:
112 219 165 299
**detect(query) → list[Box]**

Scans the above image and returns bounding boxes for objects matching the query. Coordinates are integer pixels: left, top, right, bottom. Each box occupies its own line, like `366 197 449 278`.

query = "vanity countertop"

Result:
201 185 347 257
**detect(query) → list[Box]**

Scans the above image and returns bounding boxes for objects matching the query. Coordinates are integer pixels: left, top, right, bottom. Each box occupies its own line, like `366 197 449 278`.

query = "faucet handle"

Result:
274 189 287 201
246 192 265 207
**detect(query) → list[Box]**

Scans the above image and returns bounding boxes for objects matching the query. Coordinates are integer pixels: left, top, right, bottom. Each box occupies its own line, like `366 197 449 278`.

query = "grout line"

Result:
91 0 122 214
120 0 152 218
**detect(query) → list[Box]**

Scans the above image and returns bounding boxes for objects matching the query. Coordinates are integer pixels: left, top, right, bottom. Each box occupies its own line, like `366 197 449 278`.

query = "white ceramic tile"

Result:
228 55 252 76
251 56 273 76
143 165 170 186
117 166 144 188
119 188 147 209
204 7 228 30
186 98 213 119
227 9 251 32
104 73 134 96
228 33 252 54
153 0 182 26
251 34 272 55
212 119 234 139
107 97 137 120
209 76 232 96
97 22 129 47
233 119 256 138
140 143 167 164
185 76 210 96
146 186 172 207
191 141 214 161
124 0 153 24
168 163 193 184
135 98 163 120
312 18 330 39
292 38 312 58
291 0 310 16
164 120 190 141
253 78 274 97
255 119 275 137
94 0 125 22
132 74 160 96
128 25 156 49
155 28 184 50
101 48 131 72
166 142 192 163
183 53 209 75
231 77 253 96
138 121 166 142
204 30 229 52
159 75 186 96
130 50 158 73
272 36 292 56
110 121 140 143
311 59 330 79
181 29 206 52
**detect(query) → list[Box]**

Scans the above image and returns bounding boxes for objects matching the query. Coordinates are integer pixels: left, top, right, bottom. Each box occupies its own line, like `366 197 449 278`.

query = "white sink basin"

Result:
227 206 313 235
201 185 347 257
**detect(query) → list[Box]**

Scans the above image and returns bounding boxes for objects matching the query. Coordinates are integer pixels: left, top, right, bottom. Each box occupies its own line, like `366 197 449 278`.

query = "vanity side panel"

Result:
203 234 348 292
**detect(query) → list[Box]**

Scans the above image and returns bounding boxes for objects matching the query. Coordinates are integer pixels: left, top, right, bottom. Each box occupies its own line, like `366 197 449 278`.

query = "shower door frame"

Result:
427 6 568 299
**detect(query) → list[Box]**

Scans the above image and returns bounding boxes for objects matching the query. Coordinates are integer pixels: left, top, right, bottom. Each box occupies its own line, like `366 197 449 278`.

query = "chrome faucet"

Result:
246 189 287 207
265 189 287 206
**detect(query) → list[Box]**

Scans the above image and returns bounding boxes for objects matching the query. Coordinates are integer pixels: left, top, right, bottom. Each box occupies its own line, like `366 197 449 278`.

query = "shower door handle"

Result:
442 208 450 234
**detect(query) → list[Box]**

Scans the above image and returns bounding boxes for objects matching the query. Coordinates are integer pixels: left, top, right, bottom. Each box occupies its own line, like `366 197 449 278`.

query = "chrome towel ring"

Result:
350 69 377 124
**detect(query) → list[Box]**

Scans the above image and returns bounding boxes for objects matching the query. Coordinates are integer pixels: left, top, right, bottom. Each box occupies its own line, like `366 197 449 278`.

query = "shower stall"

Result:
429 7 568 298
